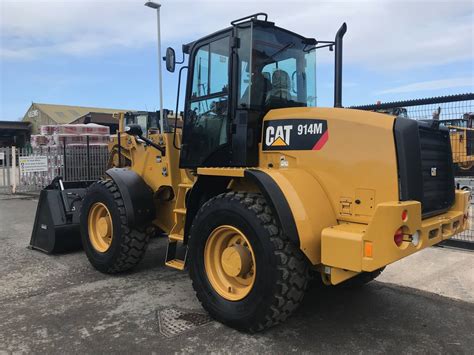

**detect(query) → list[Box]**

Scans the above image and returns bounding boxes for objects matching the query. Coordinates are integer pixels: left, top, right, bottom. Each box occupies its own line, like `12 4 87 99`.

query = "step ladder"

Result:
165 182 193 270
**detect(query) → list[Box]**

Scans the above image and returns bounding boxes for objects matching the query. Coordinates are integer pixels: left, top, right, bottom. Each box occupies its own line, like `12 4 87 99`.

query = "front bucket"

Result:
29 179 94 254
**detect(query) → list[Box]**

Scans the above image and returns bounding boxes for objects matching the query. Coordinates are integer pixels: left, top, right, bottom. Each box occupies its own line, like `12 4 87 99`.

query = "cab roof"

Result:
183 17 317 54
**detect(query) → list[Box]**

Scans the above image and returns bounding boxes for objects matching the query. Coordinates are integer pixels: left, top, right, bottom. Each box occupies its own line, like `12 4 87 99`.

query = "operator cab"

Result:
167 14 345 169
124 111 160 137
440 113 474 129
122 110 179 137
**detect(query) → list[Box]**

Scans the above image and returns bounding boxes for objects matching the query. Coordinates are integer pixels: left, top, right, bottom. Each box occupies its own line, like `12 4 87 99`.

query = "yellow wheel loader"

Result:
31 13 469 332
443 114 474 173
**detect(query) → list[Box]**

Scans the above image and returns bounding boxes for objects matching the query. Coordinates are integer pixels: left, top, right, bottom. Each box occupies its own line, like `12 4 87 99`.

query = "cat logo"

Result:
263 118 328 151
265 125 293 147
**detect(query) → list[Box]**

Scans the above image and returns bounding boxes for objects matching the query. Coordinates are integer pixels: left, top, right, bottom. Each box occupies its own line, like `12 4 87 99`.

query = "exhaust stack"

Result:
334 23 347 108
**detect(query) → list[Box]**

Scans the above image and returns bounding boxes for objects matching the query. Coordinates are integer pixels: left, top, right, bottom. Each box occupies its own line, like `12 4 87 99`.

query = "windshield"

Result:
124 112 159 137
237 25 317 111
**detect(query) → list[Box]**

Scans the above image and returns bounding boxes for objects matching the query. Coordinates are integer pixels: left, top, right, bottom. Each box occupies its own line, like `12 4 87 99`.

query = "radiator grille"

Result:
418 125 455 216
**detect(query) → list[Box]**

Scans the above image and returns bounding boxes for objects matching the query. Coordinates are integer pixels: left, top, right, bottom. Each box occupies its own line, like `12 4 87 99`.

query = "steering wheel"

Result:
190 107 215 126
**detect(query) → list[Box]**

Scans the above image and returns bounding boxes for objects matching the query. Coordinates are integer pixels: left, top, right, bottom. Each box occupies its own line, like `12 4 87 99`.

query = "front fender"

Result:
247 168 337 264
105 168 155 227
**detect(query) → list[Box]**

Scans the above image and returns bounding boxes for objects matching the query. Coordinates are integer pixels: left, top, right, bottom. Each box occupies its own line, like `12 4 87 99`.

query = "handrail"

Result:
231 13 268 26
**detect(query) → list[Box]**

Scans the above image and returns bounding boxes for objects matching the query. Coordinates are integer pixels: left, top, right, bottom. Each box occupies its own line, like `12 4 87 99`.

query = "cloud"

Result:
377 77 474 94
0 0 473 71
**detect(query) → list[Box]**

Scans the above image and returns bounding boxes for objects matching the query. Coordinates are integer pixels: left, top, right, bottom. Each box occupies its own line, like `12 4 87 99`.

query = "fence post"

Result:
63 137 67 181
6 147 11 191
11 146 16 194
86 135 91 180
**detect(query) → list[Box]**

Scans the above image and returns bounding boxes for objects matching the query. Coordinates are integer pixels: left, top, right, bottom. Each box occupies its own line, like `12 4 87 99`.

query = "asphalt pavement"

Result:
0 197 473 354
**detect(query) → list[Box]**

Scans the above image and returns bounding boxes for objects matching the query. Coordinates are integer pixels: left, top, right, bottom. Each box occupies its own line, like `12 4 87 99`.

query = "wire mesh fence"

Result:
351 93 474 121
0 138 110 194
451 178 474 250
402 99 473 121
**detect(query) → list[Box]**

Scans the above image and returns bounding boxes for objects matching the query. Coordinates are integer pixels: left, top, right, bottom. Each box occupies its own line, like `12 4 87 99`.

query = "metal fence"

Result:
353 93 474 249
0 139 110 195
351 93 474 120
0 147 12 194
449 178 474 250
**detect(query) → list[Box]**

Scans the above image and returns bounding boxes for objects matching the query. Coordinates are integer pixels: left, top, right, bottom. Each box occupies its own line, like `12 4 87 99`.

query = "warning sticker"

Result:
263 119 329 151
19 156 48 173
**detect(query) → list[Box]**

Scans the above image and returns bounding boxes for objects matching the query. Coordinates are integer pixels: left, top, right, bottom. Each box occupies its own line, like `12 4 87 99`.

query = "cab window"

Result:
182 36 231 168
191 38 229 98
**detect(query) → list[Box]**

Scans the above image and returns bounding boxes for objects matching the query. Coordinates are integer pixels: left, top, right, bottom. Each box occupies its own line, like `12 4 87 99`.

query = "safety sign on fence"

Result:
19 156 48 173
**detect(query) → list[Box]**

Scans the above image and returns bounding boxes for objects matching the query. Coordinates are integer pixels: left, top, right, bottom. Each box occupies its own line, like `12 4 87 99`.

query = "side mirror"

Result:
165 47 176 72
124 124 143 137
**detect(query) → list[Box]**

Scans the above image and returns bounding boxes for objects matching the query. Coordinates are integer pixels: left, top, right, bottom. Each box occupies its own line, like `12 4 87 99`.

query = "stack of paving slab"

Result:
29 124 111 183
32 124 110 149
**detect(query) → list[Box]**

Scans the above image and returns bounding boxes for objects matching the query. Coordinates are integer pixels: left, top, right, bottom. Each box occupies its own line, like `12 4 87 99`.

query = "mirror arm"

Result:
315 43 334 50
176 51 185 64
173 66 188 150
162 51 185 65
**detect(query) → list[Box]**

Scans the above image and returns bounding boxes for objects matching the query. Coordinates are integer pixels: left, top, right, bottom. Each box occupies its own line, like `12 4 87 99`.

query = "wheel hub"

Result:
97 217 110 238
88 202 113 253
221 245 252 277
204 225 256 301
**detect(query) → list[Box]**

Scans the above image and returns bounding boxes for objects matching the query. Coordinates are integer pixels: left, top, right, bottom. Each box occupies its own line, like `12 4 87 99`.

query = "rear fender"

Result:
246 168 337 264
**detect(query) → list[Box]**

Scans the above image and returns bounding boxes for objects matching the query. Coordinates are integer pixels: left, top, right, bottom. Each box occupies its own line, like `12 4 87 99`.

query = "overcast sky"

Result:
0 0 473 120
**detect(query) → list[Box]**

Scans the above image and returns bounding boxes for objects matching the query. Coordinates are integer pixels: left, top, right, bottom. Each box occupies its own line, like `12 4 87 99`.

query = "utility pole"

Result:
144 2 164 133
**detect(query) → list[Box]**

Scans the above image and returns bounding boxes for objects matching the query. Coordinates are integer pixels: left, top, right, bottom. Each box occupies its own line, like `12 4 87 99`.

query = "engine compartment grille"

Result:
418 124 455 216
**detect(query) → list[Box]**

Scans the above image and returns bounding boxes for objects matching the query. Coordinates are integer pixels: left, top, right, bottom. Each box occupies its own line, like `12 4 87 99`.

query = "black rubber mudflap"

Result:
30 183 90 254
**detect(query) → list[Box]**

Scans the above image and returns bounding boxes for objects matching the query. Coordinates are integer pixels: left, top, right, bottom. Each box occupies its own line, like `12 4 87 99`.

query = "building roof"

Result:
0 121 32 131
71 112 120 125
32 103 130 124
0 121 31 147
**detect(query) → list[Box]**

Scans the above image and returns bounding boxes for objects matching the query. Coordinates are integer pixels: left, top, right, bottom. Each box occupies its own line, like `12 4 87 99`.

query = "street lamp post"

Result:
145 1 164 134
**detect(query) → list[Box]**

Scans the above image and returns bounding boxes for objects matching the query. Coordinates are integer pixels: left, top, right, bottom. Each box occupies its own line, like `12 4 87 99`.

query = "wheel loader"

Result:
30 13 470 332
442 113 474 173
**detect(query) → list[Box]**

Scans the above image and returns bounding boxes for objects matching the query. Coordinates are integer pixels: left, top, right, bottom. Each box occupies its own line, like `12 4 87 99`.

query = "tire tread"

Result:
190 191 308 332
86 179 151 273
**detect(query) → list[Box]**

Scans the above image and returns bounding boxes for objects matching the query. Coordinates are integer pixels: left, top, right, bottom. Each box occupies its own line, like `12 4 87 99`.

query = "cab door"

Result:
180 33 232 168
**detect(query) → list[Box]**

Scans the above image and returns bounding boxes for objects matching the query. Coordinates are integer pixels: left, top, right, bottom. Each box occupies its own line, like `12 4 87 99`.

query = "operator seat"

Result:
268 70 292 101
240 71 272 109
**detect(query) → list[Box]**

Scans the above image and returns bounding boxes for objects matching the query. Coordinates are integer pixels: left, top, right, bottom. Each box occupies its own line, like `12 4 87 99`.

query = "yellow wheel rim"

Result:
204 225 256 301
88 202 113 253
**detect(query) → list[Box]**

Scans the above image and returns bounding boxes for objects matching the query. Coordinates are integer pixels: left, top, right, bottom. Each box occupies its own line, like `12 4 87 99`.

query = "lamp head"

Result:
144 2 161 9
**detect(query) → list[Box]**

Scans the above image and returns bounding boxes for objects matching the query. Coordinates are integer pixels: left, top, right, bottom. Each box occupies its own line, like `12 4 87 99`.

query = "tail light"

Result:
401 210 408 222
394 228 404 247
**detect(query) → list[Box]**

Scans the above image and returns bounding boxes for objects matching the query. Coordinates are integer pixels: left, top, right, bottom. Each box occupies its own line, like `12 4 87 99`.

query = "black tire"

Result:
80 179 152 273
188 191 309 332
339 268 385 288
